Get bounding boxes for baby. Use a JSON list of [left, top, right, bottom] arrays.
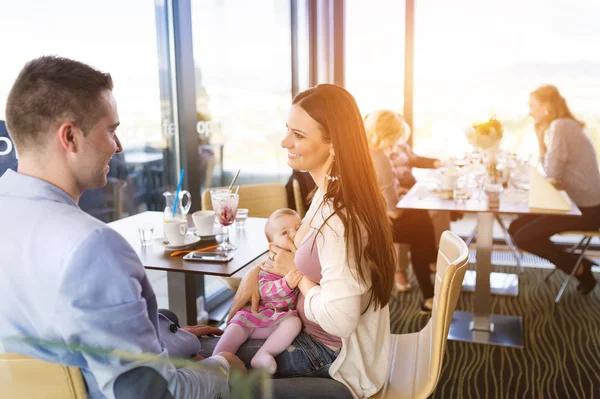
[[212, 208, 303, 374]]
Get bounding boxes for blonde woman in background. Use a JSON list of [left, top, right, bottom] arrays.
[[384, 113, 451, 247], [364, 110, 440, 312]]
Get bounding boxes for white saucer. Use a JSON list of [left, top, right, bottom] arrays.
[[158, 235, 201, 251], [191, 226, 223, 240]]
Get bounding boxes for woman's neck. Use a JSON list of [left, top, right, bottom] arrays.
[[309, 155, 334, 192], [309, 169, 328, 193]]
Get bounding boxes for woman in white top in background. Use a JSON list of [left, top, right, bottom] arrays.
[[225, 84, 396, 399], [509, 85, 600, 295]]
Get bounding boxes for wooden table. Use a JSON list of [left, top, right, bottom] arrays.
[[397, 184, 581, 348], [109, 211, 268, 325]]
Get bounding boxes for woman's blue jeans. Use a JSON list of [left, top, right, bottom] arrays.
[[200, 332, 353, 399]]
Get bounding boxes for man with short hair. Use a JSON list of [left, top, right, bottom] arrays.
[[0, 56, 245, 398]]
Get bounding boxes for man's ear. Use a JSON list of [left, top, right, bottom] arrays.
[[57, 122, 79, 152]]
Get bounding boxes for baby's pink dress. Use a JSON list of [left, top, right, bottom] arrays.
[[228, 270, 298, 328]]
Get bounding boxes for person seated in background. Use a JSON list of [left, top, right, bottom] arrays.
[[384, 112, 452, 248], [509, 85, 600, 295], [0, 55, 245, 398], [387, 118, 442, 193], [213, 208, 303, 375], [364, 110, 438, 312], [0, 120, 18, 176], [285, 169, 316, 213]]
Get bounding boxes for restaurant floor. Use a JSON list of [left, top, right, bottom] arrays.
[[392, 262, 600, 398]]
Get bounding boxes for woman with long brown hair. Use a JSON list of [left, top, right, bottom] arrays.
[[221, 84, 396, 398], [509, 85, 600, 294]]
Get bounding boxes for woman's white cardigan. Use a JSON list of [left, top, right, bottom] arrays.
[[302, 189, 390, 399]]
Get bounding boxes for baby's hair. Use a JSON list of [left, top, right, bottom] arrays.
[[265, 208, 300, 241]]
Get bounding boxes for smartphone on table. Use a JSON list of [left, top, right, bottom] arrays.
[[183, 251, 233, 262]]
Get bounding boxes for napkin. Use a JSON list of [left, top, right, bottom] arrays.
[[528, 168, 572, 211]]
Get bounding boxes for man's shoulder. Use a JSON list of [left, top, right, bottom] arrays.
[[45, 203, 118, 242], [30, 203, 132, 261], [64, 212, 134, 258]]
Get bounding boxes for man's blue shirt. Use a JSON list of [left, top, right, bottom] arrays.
[[0, 170, 229, 398]]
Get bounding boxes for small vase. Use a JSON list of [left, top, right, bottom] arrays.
[[484, 146, 500, 184]]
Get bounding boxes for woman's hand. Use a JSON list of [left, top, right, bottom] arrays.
[[261, 238, 298, 277], [548, 178, 564, 190], [534, 123, 545, 142], [182, 325, 223, 337], [227, 266, 261, 322], [388, 209, 404, 220], [534, 124, 547, 161], [397, 186, 410, 196]]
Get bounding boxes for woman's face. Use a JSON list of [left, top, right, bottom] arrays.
[[281, 104, 333, 174], [528, 95, 547, 123]]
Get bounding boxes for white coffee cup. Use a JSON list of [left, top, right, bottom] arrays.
[[441, 174, 459, 191], [164, 220, 188, 246], [192, 210, 216, 236]]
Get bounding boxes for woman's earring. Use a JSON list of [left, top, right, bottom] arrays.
[[325, 155, 339, 181]]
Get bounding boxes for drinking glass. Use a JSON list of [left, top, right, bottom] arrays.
[[453, 178, 469, 203], [211, 192, 239, 251], [235, 208, 249, 229], [137, 224, 154, 246]]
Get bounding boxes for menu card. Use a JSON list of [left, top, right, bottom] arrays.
[[528, 168, 572, 211]]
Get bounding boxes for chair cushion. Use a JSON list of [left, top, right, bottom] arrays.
[[0, 353, 87, 398], [371, 332, 419, 399]]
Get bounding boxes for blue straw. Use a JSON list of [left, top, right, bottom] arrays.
[[172, 169, 185, 219]]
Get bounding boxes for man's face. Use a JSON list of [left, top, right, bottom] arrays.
[[75, 90, 122, 191]]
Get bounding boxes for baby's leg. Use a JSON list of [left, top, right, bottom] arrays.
[[248, 326, 275, 339], [212, 323, 253, 356], [251, 316, 303, 374]]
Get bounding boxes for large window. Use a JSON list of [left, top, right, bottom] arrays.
[[191, 0, 293, 187], [345, 0, 405, 117], [413, 0, 600, 159], [0, 0, 170, 221]]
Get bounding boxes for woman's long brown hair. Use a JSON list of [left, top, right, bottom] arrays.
[[531, 85, 584, 134], [293, 84, 395, 309]]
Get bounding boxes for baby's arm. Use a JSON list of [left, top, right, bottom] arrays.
[[284, 269, 303, 289], [258, 271, 301, 301]]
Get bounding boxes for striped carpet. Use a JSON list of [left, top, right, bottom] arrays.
[[389, 264, 600, 398]]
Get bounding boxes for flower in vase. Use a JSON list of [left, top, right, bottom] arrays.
[[466, 117, 503, 150]]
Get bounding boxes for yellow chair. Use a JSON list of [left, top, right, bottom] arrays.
[[201, 183, 288, 218], [0, 353, 87, 398], [373, 231, 469, 399]]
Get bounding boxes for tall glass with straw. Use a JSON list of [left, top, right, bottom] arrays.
[[210, 169, 241, 251], [211, 191, 239, 251]]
